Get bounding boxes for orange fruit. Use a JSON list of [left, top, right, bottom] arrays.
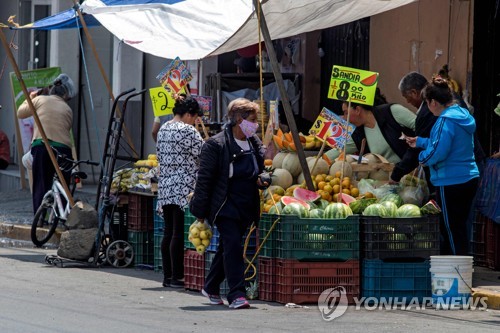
[[333, 184, 341, 194], [341, 179, 351, 188], [342, 188, 351, 195], [335, 171, 341, 178], [315, 174, 325, 183], [264, 159, 273, 166], [331, 178, 341, 186], [333, 193, 339, 202], [364, 192, 375, 199], [323, 184, 333, 194], [351, 188, 359, 197], [325, 175, 334, 182], [317, 181, 326, 190], [320, 190, 330, 201]]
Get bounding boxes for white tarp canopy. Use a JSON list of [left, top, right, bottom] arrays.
[[81, 0, 416, 60]]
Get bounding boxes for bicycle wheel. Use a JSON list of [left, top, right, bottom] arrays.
[[31, 198, 59, 247]]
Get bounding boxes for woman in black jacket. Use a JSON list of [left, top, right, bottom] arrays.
[[189, 98, 268, 309]]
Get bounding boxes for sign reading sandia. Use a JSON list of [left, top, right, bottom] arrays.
[[327, 65, 379, 106]]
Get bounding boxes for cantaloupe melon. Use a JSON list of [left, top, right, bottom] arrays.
[[364, 153, 389, 180], [329, 160, 353, 178], [271, 168, 293, 189], [272, 152, 289, 169], [282, 153, 302, 177]]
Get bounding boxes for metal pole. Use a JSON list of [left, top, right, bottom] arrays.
[[252, 0, 314, 190]]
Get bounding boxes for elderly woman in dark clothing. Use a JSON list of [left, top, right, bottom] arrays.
[[189, 98, 268, 309]]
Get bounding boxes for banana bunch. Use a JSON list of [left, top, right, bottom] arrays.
[[134, 154, 158, 168]]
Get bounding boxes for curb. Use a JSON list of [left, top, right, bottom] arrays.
[[472, 288, 500, 310], [0, 223, 61, 246]]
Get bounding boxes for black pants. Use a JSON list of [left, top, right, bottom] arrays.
[[204, 216, 249, 303], [437, 177, 479, 255], [0, 158, 8, 170], [161, 204, 184, 281], [31, 145, 72, 214]]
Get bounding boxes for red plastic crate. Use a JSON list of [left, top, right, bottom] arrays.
[[485, 214, 500, 270], [184, 250, 205, 291], [471, 210, 488, 266], [127, 193, 154, 231], [258, 256, 276, 302], [275, 259, 360, 304]]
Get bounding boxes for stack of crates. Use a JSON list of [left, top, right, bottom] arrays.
[[183, 209, 205, 291], [472, 210, 500, 270], [360, 215, 440, 303], [127, 192, 154, 267], [183, 208, 259, 296], [153, 198, 164, 273], [258, 213, 360, 304]]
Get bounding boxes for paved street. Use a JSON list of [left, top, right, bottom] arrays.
[[1, 246, 499, 333]]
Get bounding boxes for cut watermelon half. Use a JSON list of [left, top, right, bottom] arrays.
[[293, 187, 321, 202], [339, 193, 356, 205], [281, 196, 310, 210]]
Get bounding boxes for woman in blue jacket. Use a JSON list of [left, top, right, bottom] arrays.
[[407, 77, 479, 255]]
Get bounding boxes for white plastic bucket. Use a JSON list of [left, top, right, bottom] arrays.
[[429, 255, 474, 309]]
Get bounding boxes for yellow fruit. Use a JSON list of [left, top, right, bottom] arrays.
[[335, 171, 341, 178], [196, 244, 206, 255], [320, 191, 330, 201], [364, 192, 375, 199], [148, 154, 157, 160], [331, 178, 341, 186], [351, 188, 359, 197], [190, 227, 200, 238], [342, 188, 351, 195], [314, 174, 325, 183], [202, 239, 210, 247], [341, 179, 351, 188], [333, 185, 341, 194], [317, 181, 326, 190], [191, 237, 202, 247], [323, 184, 333, 194], [200, 230, 209, 240], [325, 175, 334, 182]]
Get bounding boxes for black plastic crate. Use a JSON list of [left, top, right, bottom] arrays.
[[110, 205, 128, 241], [360, 215, 440, 260]]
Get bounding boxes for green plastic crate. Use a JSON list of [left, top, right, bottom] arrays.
[[154, 234, 163, 273], [184, 208, 195, 250], [259, 213, 359, 261], [127, 230, 154, 266]]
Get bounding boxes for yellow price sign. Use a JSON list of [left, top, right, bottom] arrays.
[[327, 65, 379, 106], [309, 107, 354, 149], [149, 86, 174, 117]]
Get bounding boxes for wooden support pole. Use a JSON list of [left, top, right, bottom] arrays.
[[252, 0, 314, 191], [0, 28, 74, 206], [71, 0, 139, 159]]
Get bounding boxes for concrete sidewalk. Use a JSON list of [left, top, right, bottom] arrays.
[[1, 188, 499, 310]]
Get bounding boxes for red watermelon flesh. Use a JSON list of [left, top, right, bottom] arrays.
[[339, 193, 356, 205], [360, 73, 378, 86], [293, 187, 321, 202], [281, 196, 311, 210]]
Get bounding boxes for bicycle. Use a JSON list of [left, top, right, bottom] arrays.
[[31, 149, 99, 247]]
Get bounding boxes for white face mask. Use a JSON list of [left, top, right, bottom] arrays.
[[239, 119, 259, 138]]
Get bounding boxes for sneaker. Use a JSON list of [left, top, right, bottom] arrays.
[[162, 278, 170, 288], [170, 279, 184, 288], [229, 297, 250, 309], [201, 289, 224, 305]]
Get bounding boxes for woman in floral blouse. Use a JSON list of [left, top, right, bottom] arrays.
[[156, 94, 203, 288]]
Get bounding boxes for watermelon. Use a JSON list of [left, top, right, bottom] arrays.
[[420, 200, 442, 215], [349, 198, 377, 214], [339, 193, 356, 205], [309, 209, 325, 219], [268, 202, 283, 214], [379, 193, 404, 208], [281, 202, 309, 218], [293, 187, 321, 203], [362, 204, 389, 217], [360, 73, 379, 86], [324, 203, 353, 219], [281, 196, 310, 210], [315, 199, 330, 210], [396, 204, 422, 218], [380, 201, 398, 217]]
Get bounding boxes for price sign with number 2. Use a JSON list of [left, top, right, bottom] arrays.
[[309, 107, 355, 149]]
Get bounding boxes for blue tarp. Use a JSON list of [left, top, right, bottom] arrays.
[[15, 0, 182, 30]]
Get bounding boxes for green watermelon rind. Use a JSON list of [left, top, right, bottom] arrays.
[[324, 203, 353, 219], [396, 204, 422, 218], [362, 203, 389, 217], [379, 193, 404, 208], [281, 202, 310, 218]]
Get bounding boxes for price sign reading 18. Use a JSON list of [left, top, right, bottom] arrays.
[[327, 65, 379, 106]]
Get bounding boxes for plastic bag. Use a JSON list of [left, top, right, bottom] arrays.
[[398, 166, 429, 206], [357, 178, 398, 199], [188, 219, 213, 254]]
